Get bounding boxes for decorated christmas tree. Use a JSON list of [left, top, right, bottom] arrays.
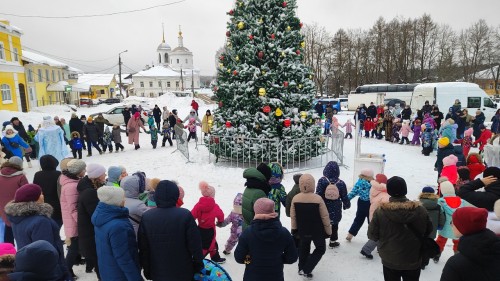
[[210, 0, 323, 162]]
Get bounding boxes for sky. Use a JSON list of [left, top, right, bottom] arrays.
[[2, 0, 499, 76]]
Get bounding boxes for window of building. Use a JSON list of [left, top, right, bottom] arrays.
[[140, 82, 144, 87], [27, 69, 33, 82], [1, 84, 12, 101], [489, 84, 494, 90], [45, 69, 49, 82], [167, 81, 171, 87], [29, 87, 35, 101], [177, 59, 179, 64], [58, 71, 61, 81], [38, 69, 43, 82], [0, 43, 4, 60], [497, 84, 500, 90], [149, 81, 153, 87], [170, 59, 172, 64], [52, 70, 55, 81], [176, 81, 179, 87], [158, 81, 162, 87], [185, 59, 188, 64], [12, 48, 18, 62]]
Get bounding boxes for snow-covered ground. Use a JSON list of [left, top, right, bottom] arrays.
[[0, 98, 461, 281]]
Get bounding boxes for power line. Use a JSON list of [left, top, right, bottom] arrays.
[[0, 0, 187, 19], [23, 46, 116, 63]]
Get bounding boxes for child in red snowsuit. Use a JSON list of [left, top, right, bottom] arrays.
[[364, 118, 375, 138], [474, 124, 492, 153], [460, 128, 474, 157], [191, 181, 226, 263]]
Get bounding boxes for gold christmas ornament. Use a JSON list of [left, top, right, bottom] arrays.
[[237, 22, 245, 30], [286, 26, 291, 31], [227, 69, 231, 73], [309, 75, 313, 80], [300, 111, 307, 118], [281, 51, 286, 57], [219, 63, 224, 68], [300, 41, 305, 48], [235, 55, 240, 61], [275, 108, 283, 117], [259, 18, 264, 24], [261, 70, 267, 75], [258, 88, 266, 96], [298, 84, 303, 89]]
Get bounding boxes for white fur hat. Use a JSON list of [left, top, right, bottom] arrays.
[[97, 186, 124, 207], [440, 181, 455, 196]]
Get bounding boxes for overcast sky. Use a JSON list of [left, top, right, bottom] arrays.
[[2, 0, 499, 76]]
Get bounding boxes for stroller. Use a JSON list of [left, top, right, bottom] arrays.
[[193, 259, 232, 281]]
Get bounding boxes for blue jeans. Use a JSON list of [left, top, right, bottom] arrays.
[[348, 199, 371, 236]]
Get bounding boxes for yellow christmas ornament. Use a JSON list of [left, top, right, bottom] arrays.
[[239, 1, 243, 6], [300, 41, 305, 48], [300, 111, 307, 118], [281, 51, 286, 57], [259, 18, 263, 24], [298, 84, 303, 89], [261, 70, 267, 75], [309, 75, 313, 80], [258, 88, 266, 96], [219, 63, 224, 68], [235, 55, 240, 62], [237, 22, 245, 30], [275, 108, 283, 117], [286, 26, 291, 31], [227, 69, 231, 74]]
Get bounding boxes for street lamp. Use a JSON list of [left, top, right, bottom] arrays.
[[119, 50, 128, 98]]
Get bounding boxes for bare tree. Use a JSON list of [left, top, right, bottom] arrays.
[[302, 23, 332, 95]]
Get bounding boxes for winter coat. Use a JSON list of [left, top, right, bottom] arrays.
[[267, 164, 287, 215], [348, 177, 372, 201], [466, 153, 485, 180], [33, 155, 62, 222], [457, 179, 500, 211], [285, 174, 302, 217], [475, 129, 493, 151], [432, 111, 444, 129], [400, 124, 412, 137], [316, 161, 350, 224], [183, 113, 201, 123], [439, 122, 457, 144], [147, 128, 160, 142], [123, 182, 150, 236], [412, 123, 422, 142], [191, 197, 224, 230], [153, 107, 162, 122], [291, 177, 331, 237], [92, 202, 143, 281], [487, 212, 500, 236], [342, 121, 354, 133], [69, 117, 84, 136], [441, 165, 458, 185], [242, 168, 269, 228], [435, 144, 455, 176], [473, 112, 486, 138], [440, 229, 500, 281], [69, 137, 83, 150], [219, 210, 243, 244], [369, 180, 390, 221], [138, 180, 203, 281], [401, 108, 412, 120], [127, 117, 145, 145], [4, 202, 69, 279], [367, 105, 377, 119], [35, 125, 69, 164], [83, 122, 100, 142], [491, 114, 500, 134], [314, 103, 324, 115], [162, 107, 170, 121], [11, 122, 29, 142], [93, 116, 109, 135], [59, 174, 80, 238], [437, 195, 471, 239], [368, 197, 433, 271], [201, 114, 213, 134], [419, 193, 445, 238], [0, 165, 28, 226], [234, 218, 298, 281], [77, 176, 99, 258], [1, 134, 29, 158], [102, 130, 112, 146], [112, 127, 124, 143], [363, 120, 375, 131]]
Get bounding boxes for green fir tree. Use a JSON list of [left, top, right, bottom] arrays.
[[210, 0, 323, 162]]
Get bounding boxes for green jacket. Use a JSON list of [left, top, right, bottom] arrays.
[[285, 174, 303, 217], [242, 168, 268, 229], [419, 193, 445, 239]]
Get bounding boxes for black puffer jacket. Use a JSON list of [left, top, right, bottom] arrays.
[[440, 229, 500, 281], [457, 179, 500, 211], [83, 122, 100, 142], [368, 197, 432, 271], [77, 176, 99, 258], [33, 155, 62, 222], [69, 117, 84, 135]]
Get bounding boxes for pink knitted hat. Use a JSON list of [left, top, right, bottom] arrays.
[[443, 154, 458, 167], [0, 243, 16, 256], [253, 198, 275, 215], [199, 181, 215, 198]]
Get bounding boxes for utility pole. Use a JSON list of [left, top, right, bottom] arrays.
[[180, 67, 184, 91], [191, 69, 194, 96], [118, 50, 128, 98]]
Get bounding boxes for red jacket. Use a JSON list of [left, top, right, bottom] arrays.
[[364, 120, 375, 131], [474, 129, 493, 151], [466, 154, 486, 180], [191, 100, 199, 111], [191, 197, 224, 229]]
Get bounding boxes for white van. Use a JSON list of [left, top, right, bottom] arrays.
[[410, 82, 498, 121]]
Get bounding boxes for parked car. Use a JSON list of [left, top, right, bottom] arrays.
[[98, 98, 122, 105], [79, 98, 93, 106], [90, 106, 127, 125], [313, 98, 342, 114]]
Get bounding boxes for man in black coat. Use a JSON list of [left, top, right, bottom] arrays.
[[457, 167, 500, 211], [10, 117, 29, 142], [368, 177, 432, 281], [314, 101, 324, 116], [401, 105, 412, 120], [82, 118, 102, 156], [432, 107, 444, 130], [138, 180, 203, 281], [168, 109, 179, 139], [366, 102, 377, 119], [152, 105, 162, 130], [33, 155, 62, 227], [421, 101, 432, 115], [440, 207, 500, 281]]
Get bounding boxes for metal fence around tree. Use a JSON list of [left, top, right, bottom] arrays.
[[205, 128, 344, 173]]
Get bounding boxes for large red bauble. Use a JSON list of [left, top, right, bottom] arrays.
[[283, 81, 289, 87], [270, 34, 275, 40], [296, 50, 301, 55], [233, 70, 238, 76], [225, 121, 232, 128], [226, 31, 230, 37], [282, 1, 287, 7], [284, 119, 291, 127], [263, 105, 271, 113], [258, 51, 264, 59], [218, 101, 223, 107], [228, 9, 234, 15]]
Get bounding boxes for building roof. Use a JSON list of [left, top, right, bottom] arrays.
[[172, 46, 191, 53], [133, 65, 182, 78], [157, 42, 171, 51], [77, 74, 115, 86], [475, 66, 499, 80], [117, 73, 133, 85], [22, 49, 83, 73], [0, 19, 23, 35]]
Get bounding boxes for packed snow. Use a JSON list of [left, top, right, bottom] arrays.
[[0, 95, 459, 281]]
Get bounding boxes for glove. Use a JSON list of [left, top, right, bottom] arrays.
[[216, 222, 223, 228]]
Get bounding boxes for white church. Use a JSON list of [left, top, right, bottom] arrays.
[[132, 27, 201, 97]]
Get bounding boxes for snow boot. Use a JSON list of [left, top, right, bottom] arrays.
[[329, 240, 340, 248], [360, 250, 373, 259], [135, 145, 140, 150]]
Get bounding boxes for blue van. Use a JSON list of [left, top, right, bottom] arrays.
[[312, 98, 342, 114]]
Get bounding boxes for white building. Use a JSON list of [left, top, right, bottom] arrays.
[[132, 27, 200, 97]]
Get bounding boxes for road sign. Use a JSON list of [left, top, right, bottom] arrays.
[[65, 85, 72, 92]]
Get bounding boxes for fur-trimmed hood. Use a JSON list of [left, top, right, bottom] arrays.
[[0, 254, 15, 273], [467, 152, 483, 164], [379, 198, 423, 224], [418, 192, 439, 200], [4, 202, 53, 221]]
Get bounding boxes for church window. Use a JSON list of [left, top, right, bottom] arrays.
[[177, 59, 179, 64], [167, 81, 171, 87], [140, 82, 144, 87], [158, 81, 162, 87], [165, 54, 168, 63], [176, 81, 179, 87], [149, 81, 153, 87], [159, 54, 161, 63]]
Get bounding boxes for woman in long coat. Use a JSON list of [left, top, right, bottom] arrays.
[[201, 110, 214, 137], [127, 112, 146, 150], [383, 108, 394, 141]]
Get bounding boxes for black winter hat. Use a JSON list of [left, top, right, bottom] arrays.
[[457, 167, 470, 180], [257, 163, 272, 182], [386, 176, 407, 197], [484, 167, 500, 179]]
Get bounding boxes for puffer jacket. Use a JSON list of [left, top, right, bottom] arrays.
[[1, 133, 29, 158], [33, 155, 62, 222], [316, 161, 350, 224], [267, 163, 286, 216], [368, 197, 432, 271], [59, 173, 80, 238], [285, 174, 302, 217], [419, 192, 445, 238], [437, 195, 471, 239], [0, 164, 28, 226], [122, 177, 150, 236], [348, 176, 372, 201], [368, 180, 390, 221], [242, 168, 269, 228], [291, 176, 331, 237], [111, 126, 123, 143], [83, 122, 100, 142], [466, 153, 485, 180], [457, 179, 500, 211], [191, 197, 224, 229]]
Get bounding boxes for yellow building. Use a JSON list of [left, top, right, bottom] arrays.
[[22, 50, 82, 107], [77, 74, 117, 99], [474, 66, 500, 96], [0, 19, 28, 112]]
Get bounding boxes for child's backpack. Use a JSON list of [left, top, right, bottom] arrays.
[[193, 259, 232, 281], [322, 177, 340, 200]]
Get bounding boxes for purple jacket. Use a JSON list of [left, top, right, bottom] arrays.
[[343, 121, 354, 133], [220, 211, 243, 241]]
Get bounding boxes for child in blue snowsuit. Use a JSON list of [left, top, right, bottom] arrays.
[[69, 131, 83, 159], [316, 161, 351, 248], [102, 126, 113, 153], [147, 125, 160, 149], [267, 163, 287, 216], [324, 118, 331, 135], [346, 169, 373, 242], [421, 123, 435, 156]]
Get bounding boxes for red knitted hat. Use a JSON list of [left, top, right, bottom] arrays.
[[375, 174, 387, 184], [452, 207, 488, 235], [14, 184, 42, 203]]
